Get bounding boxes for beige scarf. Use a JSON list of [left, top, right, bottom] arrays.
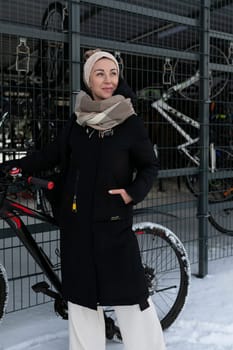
[[75, 91, 135, 132]]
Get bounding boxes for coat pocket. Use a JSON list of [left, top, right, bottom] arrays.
[[94, 191, 133, 222]]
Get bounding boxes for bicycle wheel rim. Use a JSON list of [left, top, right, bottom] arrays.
[[134, 222, 190, 329], [208, 209, 233, 236], [173, 43, 229, 101], [0, 263, 9, 322], [186, 148, 233, 203], [40, 2, 66, 88], [38, 188, 53, 216]]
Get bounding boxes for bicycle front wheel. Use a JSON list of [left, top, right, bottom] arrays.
[[0, 263, 8, 322], [133, 222, 190, 330]]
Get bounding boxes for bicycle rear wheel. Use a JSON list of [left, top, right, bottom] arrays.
[[208, 204, 233, 236], [133, 222, 190, 330], [0, 263, 8, 322], [37, 188, 53, 216], [173, 43, 229, 101], [186, 147, 233, 203], [37, 2, 68, 88], [186, 147, 233, 234]]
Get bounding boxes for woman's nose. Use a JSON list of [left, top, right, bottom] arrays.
[[103, 74, 111, 82]]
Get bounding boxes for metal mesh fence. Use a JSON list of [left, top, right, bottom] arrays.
[[0, 0, 69, 312], [79, 0, 202, 273], [0, 226, 60, 312], [0, 0, 70, 159], [207, 0, 233, 261], [0, 0, 233, 313]]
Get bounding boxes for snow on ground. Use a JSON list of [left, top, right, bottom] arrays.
[[0, 256, 233, 350]]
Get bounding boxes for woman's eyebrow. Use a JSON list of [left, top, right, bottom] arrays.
[[94, 68, 118, 72]]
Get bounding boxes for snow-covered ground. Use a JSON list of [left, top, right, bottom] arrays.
[[0, 256, 233, 350]]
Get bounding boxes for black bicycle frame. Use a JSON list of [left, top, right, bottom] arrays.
[[0, 197, 62, 295]]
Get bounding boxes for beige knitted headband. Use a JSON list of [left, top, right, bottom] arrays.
[[83, 51, 119, 88]]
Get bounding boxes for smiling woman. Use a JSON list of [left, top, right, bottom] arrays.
[[89, 59, 119, 101], [68, 49, 166, 350], [0, 49, 165, 350], [83, 50, 120, 101]]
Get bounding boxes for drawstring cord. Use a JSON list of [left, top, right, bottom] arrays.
[[72, 170, 79, 213]]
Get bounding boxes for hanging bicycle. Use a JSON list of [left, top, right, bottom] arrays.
[[137, 44, 233, 235]]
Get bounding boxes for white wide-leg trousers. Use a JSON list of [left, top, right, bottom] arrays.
[[68, 299, 166, 350]]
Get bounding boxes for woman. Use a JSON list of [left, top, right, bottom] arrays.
[[1, 49, 166, 350]]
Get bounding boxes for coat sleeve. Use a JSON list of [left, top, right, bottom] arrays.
[[14, 138, 61, 173], [0, 115, 75, 175], [125, 115, 159, 204]]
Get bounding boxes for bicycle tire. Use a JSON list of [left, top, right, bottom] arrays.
[[133, 222, 190, 330], [37, 188, 53, 216], [173, 43, 229, 101], [208, 206, 233, 236], [186, 147, 233, 203], [0, 263, 9, 322], [38, 1, 68, 88]]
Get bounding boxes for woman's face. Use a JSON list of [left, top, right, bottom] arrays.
[[89, 58, 119, 101]]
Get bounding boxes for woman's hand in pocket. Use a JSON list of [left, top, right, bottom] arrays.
[[108, 188, 133, 205]]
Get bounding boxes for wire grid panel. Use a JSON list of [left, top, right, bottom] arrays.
[[0, 222, 61, 312], [206, 0, 233, 253], [0, 0, 70, 158], [80, 0, 233, 262], [1, 0, 233, 313], [0, 0, 70, 313], [80, 0, 201, 266]]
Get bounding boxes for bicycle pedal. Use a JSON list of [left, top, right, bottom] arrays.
[[32, 282, 58, 299], [32, 281, 49, 293]]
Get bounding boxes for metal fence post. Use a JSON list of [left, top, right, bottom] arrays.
[[69, 0, 81, 111], [198, 0, 210, 277]]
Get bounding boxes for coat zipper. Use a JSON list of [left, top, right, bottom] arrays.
[[72, 170, 79, 213]]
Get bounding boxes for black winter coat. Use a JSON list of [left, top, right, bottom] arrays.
[[4, 110, 158, 310]]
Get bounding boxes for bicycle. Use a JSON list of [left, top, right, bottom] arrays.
[[33, 1, 69, 89], [137, 54, 233, 236], [0, 1, 70, 155], [0, 168, 190, 340], [0, 86, 68, 161], [34, 1, 122, 88], [1, 2, 69, 89]]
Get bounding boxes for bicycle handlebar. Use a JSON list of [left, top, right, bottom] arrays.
[[0, 167, 55, 193], [28, 176, 54, 190]]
